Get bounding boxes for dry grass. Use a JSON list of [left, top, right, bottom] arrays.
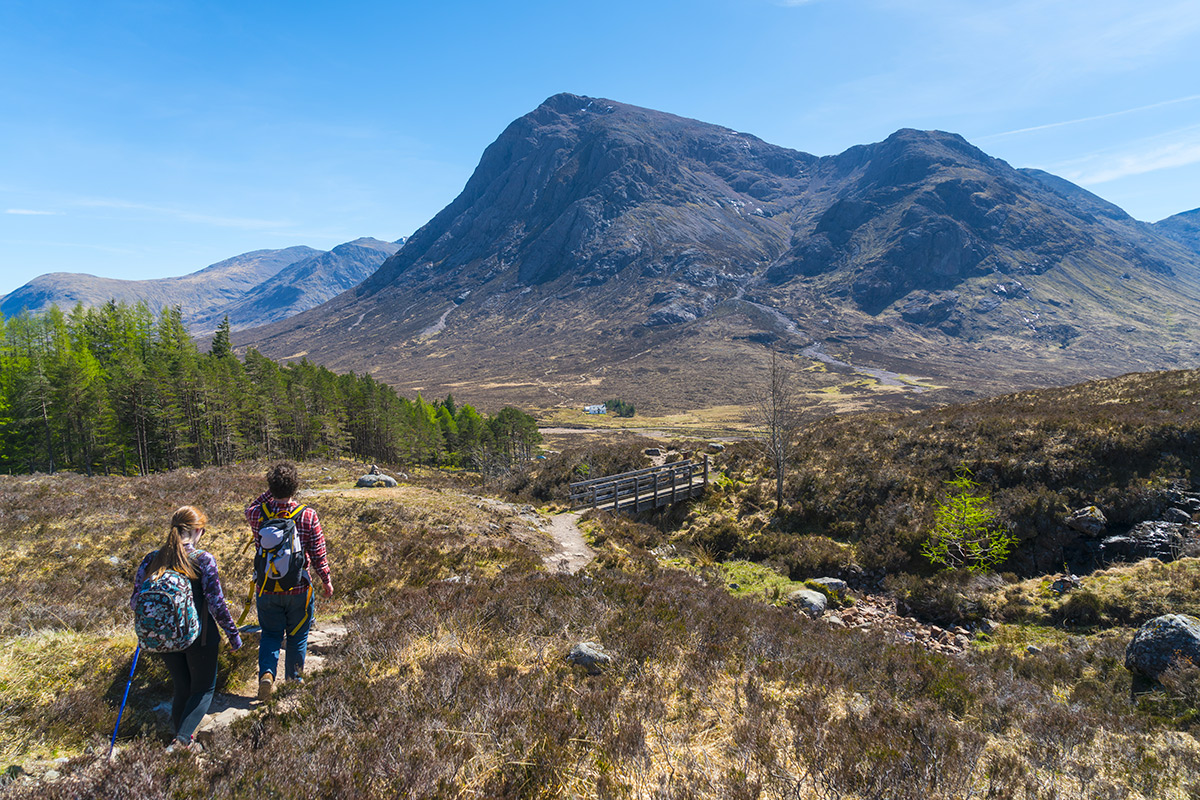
[[990, 557, 1200, 628], [6, 441, 1200, 797]]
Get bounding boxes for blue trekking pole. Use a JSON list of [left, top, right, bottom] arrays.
[[108, 645, 141, 760]]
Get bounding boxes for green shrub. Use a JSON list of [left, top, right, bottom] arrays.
[[922, 467, 1017, 573]]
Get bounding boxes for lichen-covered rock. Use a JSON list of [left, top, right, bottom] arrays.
[[788, 589, 828, 618], [1125, 614, 1200, 679], [356, 473, 398, 488], [567, 641, 612, 675], [1065, 506, 1107, 536], [808, 577, 848, 595]]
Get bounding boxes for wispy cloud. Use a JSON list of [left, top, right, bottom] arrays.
[[74, 197, 290, 230], [980, 94, 1200, 140], [0, 238, 139, 256], [1052, 126, 1200, 185], [5, 208, 60, 215]]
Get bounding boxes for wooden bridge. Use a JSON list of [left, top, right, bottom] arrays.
[[569, 456, 709, 514]]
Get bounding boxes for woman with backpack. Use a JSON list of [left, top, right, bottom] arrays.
[[130, 506, 243, 752]]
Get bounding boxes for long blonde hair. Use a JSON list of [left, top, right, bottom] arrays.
[[146, 506, 206, 580]]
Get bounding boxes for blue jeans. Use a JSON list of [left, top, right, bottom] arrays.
[[157, 614, 219, 744], [257, 591, 314, 680]]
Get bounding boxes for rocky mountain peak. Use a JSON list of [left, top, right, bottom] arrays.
[[242, 95, 1200, 413]]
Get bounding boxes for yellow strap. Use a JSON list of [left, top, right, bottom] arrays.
[[236, 585, 254, 626], [261, 502, 306, 523], [288, 584, 314, 636]]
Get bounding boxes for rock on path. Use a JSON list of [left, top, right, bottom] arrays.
[[194, 621, 346, 745]]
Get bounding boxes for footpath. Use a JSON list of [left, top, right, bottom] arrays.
[[195, 507, 591, 743], [191, 621, 347, 746]]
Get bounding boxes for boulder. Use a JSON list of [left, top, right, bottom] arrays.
[[706, 443, 726, 453], [567, 642, 613, 675], [1065, 506, 1107, 536], [1163, 507, 1192, 524], [1100, 521, 1188, 563], [808, 577, 848, 595], [788, 589, 828, 618], [644, 448, 662, 457], [356, 473, 398, 488], [1125, 614, 1200, 680]]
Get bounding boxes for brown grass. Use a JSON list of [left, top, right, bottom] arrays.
[[7, 393, 1200, 796]]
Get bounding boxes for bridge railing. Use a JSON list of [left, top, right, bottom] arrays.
[[568, 455, 708, 513]]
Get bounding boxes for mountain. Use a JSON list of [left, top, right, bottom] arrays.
[[189, 237, 402, 334], [1, 246, 316, 322], [228, 94, 1200, 413], [1, 238, 400, 334], [1155, 207, 1200, 254]]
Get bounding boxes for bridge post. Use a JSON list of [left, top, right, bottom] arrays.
[[703, 454, 709, 490]]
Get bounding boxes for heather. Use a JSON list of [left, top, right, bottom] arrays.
[[6, 372, 1200, 797]]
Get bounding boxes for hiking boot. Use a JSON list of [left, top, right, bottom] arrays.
[[257, 672, 275, 701], [166, 738, 202, 755]]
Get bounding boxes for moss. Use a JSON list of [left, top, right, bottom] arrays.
[[717, 560, 808, 605]]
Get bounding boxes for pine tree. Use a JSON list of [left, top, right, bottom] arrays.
[[210, 316, 233, 359]]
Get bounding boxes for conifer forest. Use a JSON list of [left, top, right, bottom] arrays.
[[0, 302, 541, 476]]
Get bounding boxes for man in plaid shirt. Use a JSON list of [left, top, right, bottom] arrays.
[[245, 462, 333, 700]]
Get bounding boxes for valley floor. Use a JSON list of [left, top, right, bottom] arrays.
[[2, 459, 1199, 799]]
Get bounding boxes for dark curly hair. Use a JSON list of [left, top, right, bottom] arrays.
[[266, 463, 300, 499]]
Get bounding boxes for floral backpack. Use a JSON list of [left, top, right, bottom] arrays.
[[133, 562, 202, 653]]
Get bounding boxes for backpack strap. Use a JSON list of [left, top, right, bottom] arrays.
[[186, 550, 209, 646], [261, 502, 307, 523]]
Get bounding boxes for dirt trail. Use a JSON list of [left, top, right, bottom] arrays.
[[193, 621, 346, 745], [189, 490, 593, 744], [543, 512, 594, 574], [194, 504, 593, 742]]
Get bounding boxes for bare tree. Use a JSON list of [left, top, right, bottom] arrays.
[[754, 350, 800, 511]]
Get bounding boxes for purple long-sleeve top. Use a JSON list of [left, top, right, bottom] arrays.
[[132, 543, 243, 650]]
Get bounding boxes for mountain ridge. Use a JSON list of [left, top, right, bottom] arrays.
[[229, 94, 1200, 414], [1, 237, 401, 334]]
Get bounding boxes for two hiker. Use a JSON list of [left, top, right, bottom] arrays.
[[130, 462, 332, 750]]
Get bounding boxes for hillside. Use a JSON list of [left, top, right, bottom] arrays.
[[1157, 207, 1200, 254], [5, 437, 1200, 797], [189, 237, 401, 333], [237, 94, 1200, 415], [0, 237, 399, 335]]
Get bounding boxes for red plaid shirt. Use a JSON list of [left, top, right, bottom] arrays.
[[245, 491, 331, 595]]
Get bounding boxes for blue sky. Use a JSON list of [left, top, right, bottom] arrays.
[[3, 0, 1200, 296]]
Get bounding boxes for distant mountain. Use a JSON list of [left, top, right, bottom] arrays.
[[220, 94, 1200, 412], [1155, 208, 1200, 254], [1, 246, 316, 322], [1, 238, 401, 334], [190, 237, 402, 334]]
